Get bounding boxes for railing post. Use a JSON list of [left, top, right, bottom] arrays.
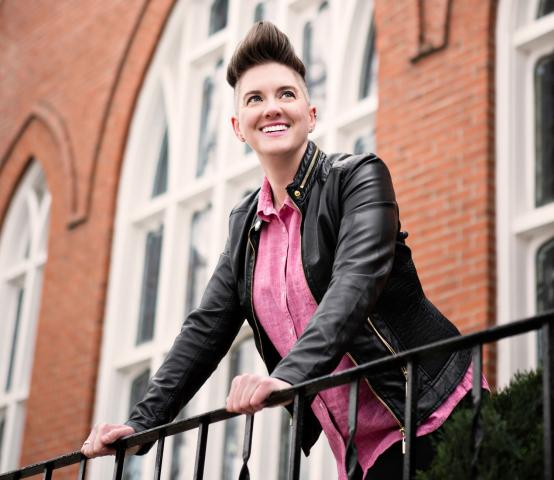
[[238, 414, 254, 480], [111, 447, 126, 480], [193, 420, 209, 480], [470, 345, 484, 479], [287, 393, 305, 480], [542, 320, 554, 480], [153, 431, 166, 480], [77, 457, 87, 480], [346, 379, 360, 480], [403, 359, 418, 480], [41, 464, 52, 480]]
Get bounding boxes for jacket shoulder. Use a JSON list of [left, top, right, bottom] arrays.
[[229, 188, 260, 218]]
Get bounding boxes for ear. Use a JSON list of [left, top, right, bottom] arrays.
[[308, 105, 317, 133], [231, 116, 245, 142]]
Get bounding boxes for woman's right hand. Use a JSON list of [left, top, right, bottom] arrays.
[[81, 423, 136, 458]]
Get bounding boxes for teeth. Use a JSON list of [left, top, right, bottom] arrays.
[[263, 125, 288, 133]]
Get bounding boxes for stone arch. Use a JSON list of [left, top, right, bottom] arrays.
[[0, 101, 76, 229]]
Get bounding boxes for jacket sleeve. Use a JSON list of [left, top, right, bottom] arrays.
[[126, 237, 243, 448], [270, 155, 399, 385]]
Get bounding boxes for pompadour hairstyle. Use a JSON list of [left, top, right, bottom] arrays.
[[226, 21, 306, 88]]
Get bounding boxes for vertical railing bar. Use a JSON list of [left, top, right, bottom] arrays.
[[77, 457, 87, 480], [287, 392, 306, 480], [153, 430, 166, 480], [470, 344, 484, 479], [42, 464, 52, 480], [111, 446, 126, 480], [403, 359, 418, 480], [346, 379, 360, 480], [238, 414, 255, 480], [193, 420, 209, 480], [542, 320, 553, 480]]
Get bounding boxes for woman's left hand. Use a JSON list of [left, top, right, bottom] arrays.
[[226, 374, 291, 414]]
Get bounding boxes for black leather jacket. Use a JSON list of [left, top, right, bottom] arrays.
[[127, 141, 471, 454]]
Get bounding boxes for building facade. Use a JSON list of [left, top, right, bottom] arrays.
[[0, 0, 552, 478]]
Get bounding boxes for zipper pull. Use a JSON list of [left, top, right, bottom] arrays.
[[400, 428, 406, 454]]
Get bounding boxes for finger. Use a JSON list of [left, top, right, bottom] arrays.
[[101, 425, 135, 446], [226, 375, 244, 412], [238, 375, 260, 414], [226, 377, 237, 411]]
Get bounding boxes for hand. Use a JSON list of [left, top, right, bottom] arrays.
[[81, 423, 136, 458], [226, 374, 291, 414]]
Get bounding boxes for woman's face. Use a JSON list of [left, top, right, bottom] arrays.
[[231, 62, 316, 164]]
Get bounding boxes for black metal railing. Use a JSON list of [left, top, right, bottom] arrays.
[[1, 311, 552, 480]]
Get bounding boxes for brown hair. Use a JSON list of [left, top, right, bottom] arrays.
[[226, 21, 306, 88]]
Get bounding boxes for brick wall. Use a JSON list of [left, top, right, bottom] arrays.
[[375, 0, 497, 376]]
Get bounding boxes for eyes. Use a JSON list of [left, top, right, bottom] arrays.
[[245, 89, 296, 105]]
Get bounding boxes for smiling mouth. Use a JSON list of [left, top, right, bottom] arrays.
[[261, 124, 289, 133]]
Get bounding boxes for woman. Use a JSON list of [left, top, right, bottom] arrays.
[[82, 21, 484, 479]]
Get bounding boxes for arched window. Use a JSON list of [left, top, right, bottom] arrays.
[[496, 0, 554, 385], [0, 162, 50, 471]]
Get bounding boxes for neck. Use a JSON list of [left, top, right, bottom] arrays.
[[258, 142, 308, 210]]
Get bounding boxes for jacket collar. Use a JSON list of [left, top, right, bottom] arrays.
[[285, 141, 321, 207], [249, 141, 322, 232]]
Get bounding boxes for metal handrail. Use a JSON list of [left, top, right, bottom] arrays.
[[1, 311, 552, 480]]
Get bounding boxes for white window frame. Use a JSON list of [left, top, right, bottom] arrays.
[[0, 162, 50, 471], [91, 1, 377, 478], [496, 0, 554, 387]]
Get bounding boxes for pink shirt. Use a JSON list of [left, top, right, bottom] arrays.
[[253, 177, 487, 479]]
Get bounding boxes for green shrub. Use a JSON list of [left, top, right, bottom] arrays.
[[416, 369, 544, 480]]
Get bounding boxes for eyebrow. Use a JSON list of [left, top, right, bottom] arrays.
[[241, 85, 299, 102]]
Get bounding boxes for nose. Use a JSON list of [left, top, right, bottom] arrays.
[[263, 98, 282, 118]]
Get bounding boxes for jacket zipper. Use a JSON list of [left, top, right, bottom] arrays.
[[366, 317, 410, 453], [346, 352, 407, 454], [285, 147, 409, 451], [247, 223, 265, 364], [299, 147, 319, 190], [366, 317, 408, 380]]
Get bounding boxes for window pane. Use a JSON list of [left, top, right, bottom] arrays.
[[0, 410, 5, 467], [253, 2, 265, 21], [537, 0, 554, 17], [151, 127, 169, 197], [303, 2, 329, 118], [185, 206, 212, 315], [123, 369, 151, 480], [222, 338, 255, 480], [535, 53, 554, 207], [169, 407, 187, 480], [537, 238, 554, 314], [136, 226, 164, 345], [209, 0, 228, 35], [353, 130, 375, 155], [359, 17, 376, 99], [5, 288, 25, 392], [196, 60, 223, 177]]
